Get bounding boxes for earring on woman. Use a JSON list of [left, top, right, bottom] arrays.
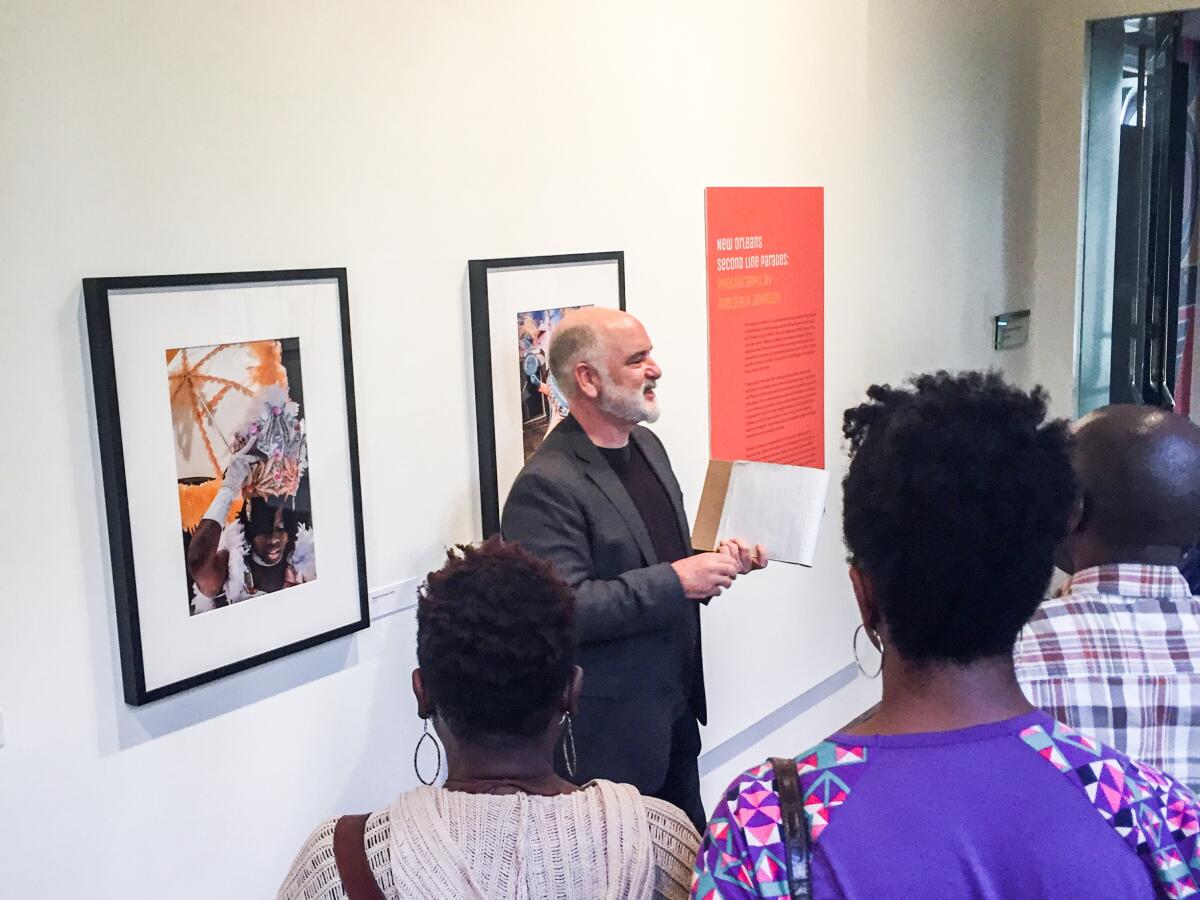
[[414, 716, 442, 785], [559, 711, 577, 778], [853, 623, 884, 679]]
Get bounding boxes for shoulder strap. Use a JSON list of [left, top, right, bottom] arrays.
[[332, 814, 387, 900], [770, 757, 812, 899]]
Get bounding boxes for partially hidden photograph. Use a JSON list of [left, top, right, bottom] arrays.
[[517, 305, 590, 460]]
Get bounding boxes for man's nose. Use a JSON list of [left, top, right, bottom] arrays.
[[646, 357, 663, 380]]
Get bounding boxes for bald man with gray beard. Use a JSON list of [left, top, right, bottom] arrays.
[[502, 308, 766, 833], [1014, 405, 1200, 792]]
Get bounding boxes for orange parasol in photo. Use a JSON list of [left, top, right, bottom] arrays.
[[167, 340, 288, 531]]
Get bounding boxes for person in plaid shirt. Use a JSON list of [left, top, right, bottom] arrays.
[[1015, 404, 1200, 794]]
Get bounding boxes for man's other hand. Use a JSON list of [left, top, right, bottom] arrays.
[[719, 538, 768, 575], [671, 553, 740, 599]]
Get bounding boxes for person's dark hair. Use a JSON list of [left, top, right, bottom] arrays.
[[417, 537, 576, 744], [842, 370, 1075, 664], [239, 495, 301, 545]]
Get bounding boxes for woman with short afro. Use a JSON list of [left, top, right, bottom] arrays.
[[279, 537, 699, 899]]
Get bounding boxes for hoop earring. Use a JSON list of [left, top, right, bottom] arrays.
[[414, 717, 442, 786], [853, 624, 883, 679], [559, 711, 578, 779]]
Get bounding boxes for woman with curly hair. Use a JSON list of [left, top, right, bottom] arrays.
[[279, 537, 699, 900], [693, 371, 1200, 899]]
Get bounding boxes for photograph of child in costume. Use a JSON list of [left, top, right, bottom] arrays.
[[516, 305, 590, 461], [167, 337, 317, 616]]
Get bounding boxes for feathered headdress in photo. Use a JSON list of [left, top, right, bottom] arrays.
[[232, 385, 309, 501]]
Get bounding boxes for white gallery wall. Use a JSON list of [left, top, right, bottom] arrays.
[[1, 1, 1041, 896]]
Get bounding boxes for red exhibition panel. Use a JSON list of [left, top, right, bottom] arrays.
[[706, 187, 825, 468]]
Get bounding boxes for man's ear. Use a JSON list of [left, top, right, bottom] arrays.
[[1069, 493, 1088, 535], [848, 564, 881, 634], [412, 668, 433, 719], [562, 665, 583, 716], [575, 361, 601, 400], [1052, 494, 1088, 576]]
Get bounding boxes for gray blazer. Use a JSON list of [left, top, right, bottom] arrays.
[[501, 415, 704, 792]]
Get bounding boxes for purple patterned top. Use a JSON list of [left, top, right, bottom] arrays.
[[693, 710, 1200, 899]]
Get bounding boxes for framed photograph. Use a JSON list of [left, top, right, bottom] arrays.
[[84, 268, 369, 705], [468, 251, 625, 535]]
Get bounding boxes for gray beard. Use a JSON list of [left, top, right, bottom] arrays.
[[596, 383, 660, 424]]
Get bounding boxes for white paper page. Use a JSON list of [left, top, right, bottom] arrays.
[[716, 462, 830, 566]]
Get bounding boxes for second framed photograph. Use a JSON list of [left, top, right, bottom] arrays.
[[84, 268, 369, 705], [468, 251, 625, 535]]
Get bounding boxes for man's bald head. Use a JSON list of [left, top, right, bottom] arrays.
[[1072, 405, 1200, 550], [548, 308, 641, 398]]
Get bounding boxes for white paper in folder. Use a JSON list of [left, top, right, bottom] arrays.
[[693, 460, 830, 566]]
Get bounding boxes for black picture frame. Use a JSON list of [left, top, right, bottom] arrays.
[[468, 251, 626, 536], [83, 268, 369, 705]]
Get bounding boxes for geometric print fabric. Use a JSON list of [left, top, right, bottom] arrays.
[[692, 741, 868, 899], [1019, 720, 1200, 899], [694, 717, 1200, 898]]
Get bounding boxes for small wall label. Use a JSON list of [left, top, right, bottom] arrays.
[[994, 310, 1031, 350]]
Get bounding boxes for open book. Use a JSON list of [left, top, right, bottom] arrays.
[[691, 460, 830, 566]]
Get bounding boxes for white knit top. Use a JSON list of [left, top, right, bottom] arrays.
[[277, 780, 699, 900]]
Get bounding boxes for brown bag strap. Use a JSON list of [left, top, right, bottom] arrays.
[[770, 757, 812, 898], [333, 814, 387, 900]]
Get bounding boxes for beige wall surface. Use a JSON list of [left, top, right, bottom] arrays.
[[1, 2, 1047, 895], [865, 0, 1040, 391]]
